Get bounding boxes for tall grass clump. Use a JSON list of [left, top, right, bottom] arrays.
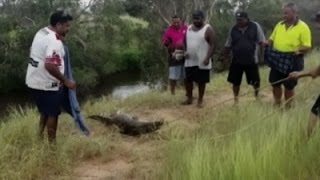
[[160, 99, 320, 180], [159, 51, 320, 180], [0, 107, 111, 180]]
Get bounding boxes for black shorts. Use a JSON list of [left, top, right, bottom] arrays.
[[227, 63, 260, 87], [311, 95, 320, 116], [269, 69, 298, 90], [30, 88, 63, 117], [269, 56, 304, 90], [185, 66, 210, 84]]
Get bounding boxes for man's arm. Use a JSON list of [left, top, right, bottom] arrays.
[[45, 40, 75, 89], [223, 29, 232, 64], [44, 64, 67, 83], [296, 46, 311, 55], [161, 27, 171, 48], [45, 61, 76, 89], [266, 39, 274, 47], [255, 22, 266, 46], [254, 22, 266, 63], [266, 23, 278, 47], [183, 32, 187, 51], [184, 32, 190, 59], [203, 26, 215, 65], [223, 47, 231, 58], [296, 25, 312, 55], [289, 65, 320, 79]]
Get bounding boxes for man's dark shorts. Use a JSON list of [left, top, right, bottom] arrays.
[[185, 66, 210, 84], [269, 56, 304, 90], [30, 88, 63, 117], [311, 95, 320, 116], [227, 63, 260, 87]]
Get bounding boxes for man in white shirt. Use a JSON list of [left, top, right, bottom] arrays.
[[26, 9, 75, 143], [183, 11, 215, 108]]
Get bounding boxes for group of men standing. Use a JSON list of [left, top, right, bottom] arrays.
[[24, 3, 320, 143], [162, 11, 215, 107], [162, 2, 320, 137], [162, 2, 312, 109]]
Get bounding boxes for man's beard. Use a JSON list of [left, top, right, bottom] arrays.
[[194, 22, 203, 28]]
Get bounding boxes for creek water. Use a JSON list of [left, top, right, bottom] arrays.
[[0, 71, 162, 118]]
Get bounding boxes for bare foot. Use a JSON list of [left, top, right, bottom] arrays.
[[273, 101, 281, 108], [234, 97, 239, 105], [197, 100, 204, 108], [181, 99, 193, 105]]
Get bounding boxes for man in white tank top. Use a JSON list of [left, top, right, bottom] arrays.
[[183, 11, 215, 108]]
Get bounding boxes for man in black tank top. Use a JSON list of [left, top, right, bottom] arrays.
[[224, 12, 265, 104]]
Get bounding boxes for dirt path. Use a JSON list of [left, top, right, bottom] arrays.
[[72, 90, 272, 180]]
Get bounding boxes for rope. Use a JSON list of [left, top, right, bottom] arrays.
[[208, 77, 291, 109], [164, 78, 314, 142], [208, 81, 311, 141]]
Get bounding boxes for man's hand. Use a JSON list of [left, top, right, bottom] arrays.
[[310, 70, 318, 79], [184, 52, 190, 59], [223, 57, 229, 66], [262, 40, 270, 47], [262, 39, 275, 48], [203, 58, 210, 66], [288, 71, 302, 80], [163, 38, 172, 47], [64, 79, 76, 89], [294, 50, 302, 56], [289, 68, 320, 80]]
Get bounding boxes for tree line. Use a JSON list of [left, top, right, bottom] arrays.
[[0, 0, 319, 94]]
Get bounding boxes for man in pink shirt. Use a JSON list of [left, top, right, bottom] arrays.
[[162, 15, 188, 95]]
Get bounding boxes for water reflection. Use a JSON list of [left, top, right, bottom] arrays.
[[111, 82, 150, 99]]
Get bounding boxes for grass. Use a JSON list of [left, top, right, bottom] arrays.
[[0, 107, 111, 180], [0, 51, 319, 179], [159, 103, 316, 180], [157, 51, 320, 180]]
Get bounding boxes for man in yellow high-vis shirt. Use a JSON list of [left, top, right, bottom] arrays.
[[267, 2, 311, 108]]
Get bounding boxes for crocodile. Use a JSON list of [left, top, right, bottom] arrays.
[[88, 112, 164, 136]]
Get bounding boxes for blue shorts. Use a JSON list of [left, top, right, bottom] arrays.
[[169, 65, 185, 80], [30, 88, 63, 117]]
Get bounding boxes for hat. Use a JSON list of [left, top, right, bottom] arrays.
[[193, 10, 205, 18], [235, 11, 249, 19]]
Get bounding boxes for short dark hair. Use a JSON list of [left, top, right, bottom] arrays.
[[172, 15, 180, 19], [316, 11, 320, 22], [192, 10, 205, 18], [50, 9, 73, 26]]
